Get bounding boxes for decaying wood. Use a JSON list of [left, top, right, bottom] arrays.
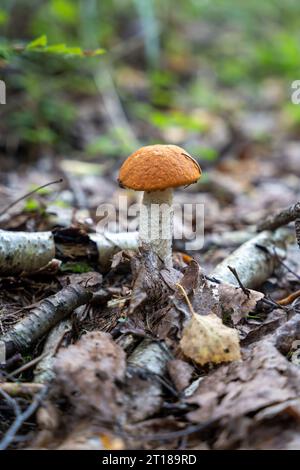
[[211, 228, 289, 288], [0, 229, 138, 275], [257, 201, 300, 232], [0, 285, 94, 359]]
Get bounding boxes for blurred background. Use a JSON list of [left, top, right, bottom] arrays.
[[0, 0, 300, 267]]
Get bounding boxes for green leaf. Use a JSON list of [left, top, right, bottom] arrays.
[[26, 35, 47, 50], [44, 44, 84, 57]]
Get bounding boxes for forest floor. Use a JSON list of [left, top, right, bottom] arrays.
[[1, 86, 300, 450]]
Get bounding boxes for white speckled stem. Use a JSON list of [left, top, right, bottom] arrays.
[[139, 189, 173, 267]]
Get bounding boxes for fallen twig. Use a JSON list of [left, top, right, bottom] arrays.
[[0, 386, 47, 450], [0, 179, 63, 218], [9, 352, 49, 378], [227, 265, 250, 298]]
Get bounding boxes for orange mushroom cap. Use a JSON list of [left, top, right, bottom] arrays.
[[118, 144, 201, 191]]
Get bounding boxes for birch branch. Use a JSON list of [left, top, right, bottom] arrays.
[[211, 228, 290, 288], [257, 202, 300, 232], [0, 230, 55, 275], [0, 285, 94, 359], [0, 229, 138, 275]]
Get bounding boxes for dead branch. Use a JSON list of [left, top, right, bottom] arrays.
[[211, 228, 289, 288], [0, 284, 94, 359], [257, 202, 300, 232]]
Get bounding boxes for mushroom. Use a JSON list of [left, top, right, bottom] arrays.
[[118, 144, 202, 267]]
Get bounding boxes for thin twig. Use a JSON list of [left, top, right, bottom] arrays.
[[10, 351, 49, 378], [0, 386, 47, 450], [0, 179, 63, 217], [0, 388, 21, 417], [227, 265, 250, 298]]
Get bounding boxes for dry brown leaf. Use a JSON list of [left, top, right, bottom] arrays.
[[180, 313, 241, 365], [219, 282, 264, 325]]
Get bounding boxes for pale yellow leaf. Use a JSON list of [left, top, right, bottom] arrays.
[[180, 313, 241, 365]]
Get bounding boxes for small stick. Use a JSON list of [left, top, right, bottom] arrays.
[[227, 265, 250, 298], [0, 178, 63, 217], [277, 289, 300, 306], [9, 351, 49, 378], [0, 386, 47, 450], [257, 202, 300, 232]]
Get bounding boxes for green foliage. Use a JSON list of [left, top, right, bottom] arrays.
[[60, 261, 93, 273], [1, 0, 300, 157]]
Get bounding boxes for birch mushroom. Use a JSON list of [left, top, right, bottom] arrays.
[[118, 144, 201, 267]]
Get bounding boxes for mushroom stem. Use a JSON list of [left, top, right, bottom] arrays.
[[139, 189, 173, 267]]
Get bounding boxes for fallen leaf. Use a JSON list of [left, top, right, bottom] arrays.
[[180, 312, 241, 365], [188, 339, 299, 421], [51, 331, 126, 423], [219, 282, 264, 325]]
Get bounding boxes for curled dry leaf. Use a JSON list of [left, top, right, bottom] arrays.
[[218, 282, 264, 325], [180, 312, 241, 366]]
